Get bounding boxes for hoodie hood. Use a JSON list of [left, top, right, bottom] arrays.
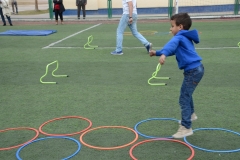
[[156, 29, 202, 71], [177, 29, 200, 44]]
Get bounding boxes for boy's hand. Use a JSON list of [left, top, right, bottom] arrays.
[[149, 50, 156, 57], [159, 54, 166, 65]]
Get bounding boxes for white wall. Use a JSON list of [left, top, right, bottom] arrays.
[[21, 0, 234, 10], [63, 0, 170, 10], [178, 0, 234, 6], [64, 0, 99, 10]]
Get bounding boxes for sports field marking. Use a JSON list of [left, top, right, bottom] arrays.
[[42, 23, 102, 49], [46, 46, 239, 50], [195, 47, 239, 49]]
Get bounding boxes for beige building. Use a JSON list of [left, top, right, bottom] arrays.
[[63, 0, 235, 10], [64, 0, 168, 10], [18, 0, 238, 16], [19, 0, 237, 10]]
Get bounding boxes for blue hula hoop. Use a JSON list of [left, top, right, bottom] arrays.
[[134, 118, 179, 139], [184, 128, 240, 153], [16, 136, 81, 160]]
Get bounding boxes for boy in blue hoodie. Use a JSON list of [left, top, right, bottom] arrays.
[[149, 13, 204, 138]]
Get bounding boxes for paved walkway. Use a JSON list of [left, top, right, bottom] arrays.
[[11, 14, 165, 21], [11, 4, 164, 21], [11, 14, 163, 21], [10, 3, 240, 21]]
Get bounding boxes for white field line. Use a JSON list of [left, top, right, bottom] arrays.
[[42, 23, 102, 49], [47, 46, 239, 49], [196, 47, 239, 49]]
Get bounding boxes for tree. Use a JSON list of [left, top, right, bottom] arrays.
[[35, 0, 39, 11]]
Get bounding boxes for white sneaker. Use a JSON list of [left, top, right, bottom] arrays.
[[178, 113, 198, 124], [172, 125, 193, 138], [111, 50, 123, 55]]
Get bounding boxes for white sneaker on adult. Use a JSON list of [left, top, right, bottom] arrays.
[[145, 43, 152, 53], [111, 50, 123, 55]]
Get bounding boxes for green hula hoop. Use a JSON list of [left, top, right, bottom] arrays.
[[148, 63, 170, 86], [84, 35, 98, 49], [40, 60, 68, 84]]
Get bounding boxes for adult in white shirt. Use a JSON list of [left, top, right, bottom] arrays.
[[111, 0, 152, 55], [0, 0, 12, 26]]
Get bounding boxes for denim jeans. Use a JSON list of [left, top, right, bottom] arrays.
[[12, 2, 18, 13], [180, 64, 204, 129], [115, 13, 149, 52]]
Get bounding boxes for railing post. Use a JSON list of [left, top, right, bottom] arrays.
[[48, 0, 53, 20], [107, 0, 112, 19], [234, 0, 239, 15], [168, 0, 173, 18]]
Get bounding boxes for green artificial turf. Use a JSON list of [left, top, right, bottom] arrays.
[[0, 20, 240, 160]]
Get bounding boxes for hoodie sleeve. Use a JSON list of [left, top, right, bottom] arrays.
[[156, 36, 180, 57]]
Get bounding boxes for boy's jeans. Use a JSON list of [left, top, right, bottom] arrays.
[[115, 13, 149, 52], [180, 64, 204, 129]]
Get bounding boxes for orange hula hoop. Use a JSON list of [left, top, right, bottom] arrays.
[[39, 116, 92, 136], [0, 127, 39, 151], [80, 126, 138, 150], [129, 138, 195, 160]]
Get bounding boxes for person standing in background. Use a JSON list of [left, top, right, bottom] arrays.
[[111, 0, 152, 55], [53, 0, 65, 25], [11, 0, 17, 14], [76, 0, 87, 19], [0, 0, 13, 26], [0, 4, 6, 25]]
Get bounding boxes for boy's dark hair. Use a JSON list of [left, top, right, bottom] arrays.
[[171, 13, 192, 30]]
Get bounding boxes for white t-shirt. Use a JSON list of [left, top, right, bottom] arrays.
[[122, 0, 137, 14]]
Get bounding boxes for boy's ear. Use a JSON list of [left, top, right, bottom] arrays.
[[179, 24, 184, 30]]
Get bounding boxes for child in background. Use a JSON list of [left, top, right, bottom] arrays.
[[53, 0, 65, 25], [149, 13, 204, 138]]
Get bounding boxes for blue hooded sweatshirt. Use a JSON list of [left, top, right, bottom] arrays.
[[156, 29, 202, 71]]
